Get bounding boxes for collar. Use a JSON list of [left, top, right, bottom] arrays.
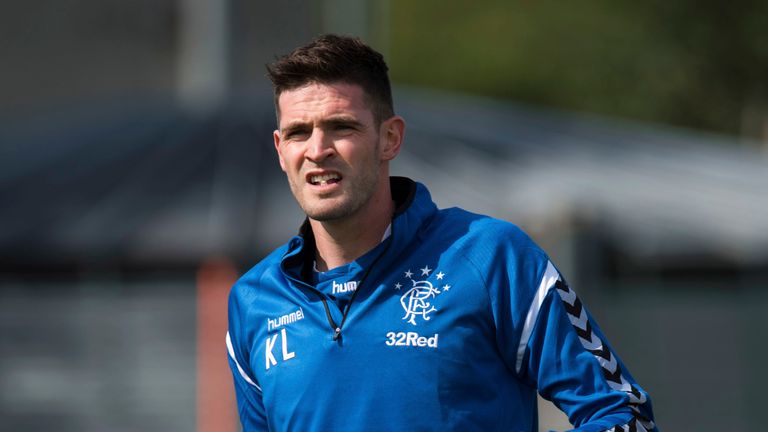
[[281, 177, 437, 282]]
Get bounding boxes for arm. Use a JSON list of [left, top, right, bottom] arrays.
[[460, 220, 657, 431], [227, 278, 269, 432], [226, 331, 269, 431], [517, 261, 657, 431]]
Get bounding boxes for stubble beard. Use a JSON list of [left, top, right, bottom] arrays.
[[291, 158, 383, 223]]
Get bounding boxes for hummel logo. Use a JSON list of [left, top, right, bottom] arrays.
[[332, 280, 358, 295]]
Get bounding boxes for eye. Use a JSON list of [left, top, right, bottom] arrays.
[[332, 123, 357, 134], [284, 128, 310, 140]]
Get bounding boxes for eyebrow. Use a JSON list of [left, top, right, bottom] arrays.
[[280, 122, 311, 136], [281, 116, 365, 135], [320, 116, 364, 129]]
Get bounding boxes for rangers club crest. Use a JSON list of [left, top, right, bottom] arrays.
[[394, 265, 452, 325]]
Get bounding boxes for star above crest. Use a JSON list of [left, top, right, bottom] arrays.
[[395, 264, 454, 293]]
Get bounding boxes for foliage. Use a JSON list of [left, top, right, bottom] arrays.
[[388, 0, 768, 137]]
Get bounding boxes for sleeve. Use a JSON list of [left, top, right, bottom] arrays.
[[516, 260, 658, 432], [227, 284, 269, 431]]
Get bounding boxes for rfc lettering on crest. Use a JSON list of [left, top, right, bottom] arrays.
[[401, 279, 441, 325], [392, 265, 453, 326]]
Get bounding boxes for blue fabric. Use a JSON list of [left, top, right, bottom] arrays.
[[227, 177, 657, 432]]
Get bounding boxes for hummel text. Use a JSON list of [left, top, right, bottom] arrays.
[[332, 280, 358, 295], [267, 308, 304, 331]]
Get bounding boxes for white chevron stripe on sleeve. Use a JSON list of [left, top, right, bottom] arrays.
[[578, 334, 604, 351], [517, 262, 655, 430], [605, 418, 651, 432], [629, 389, 648, 405], [596, 352, 618, 373], [606, 375, 633, 393], [553, 275, 655, 431], [558, 283, 578, 305], [226, 331, 262, 392], [567, 307, 589, 331], [515, 261, 560, 374]]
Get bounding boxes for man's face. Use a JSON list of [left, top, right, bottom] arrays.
[[273, 82, 401, 222]]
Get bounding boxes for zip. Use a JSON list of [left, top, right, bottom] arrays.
[[331, 232, 393, 340], [283, 223, 395, 341], [282, 273, 341, 339]]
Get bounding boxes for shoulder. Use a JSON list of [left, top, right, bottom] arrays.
[[229, 243, 290, 309], [432, 207, 546, 258], [431, 209, 554, 326], [429, 207, 551, 291]]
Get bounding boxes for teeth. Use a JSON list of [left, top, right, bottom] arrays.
[[310, 173, 340, 185]]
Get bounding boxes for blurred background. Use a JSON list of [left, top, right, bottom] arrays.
[[2, 1, 767, 431]]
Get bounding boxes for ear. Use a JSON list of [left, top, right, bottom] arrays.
[[273, 129, 287, 172], [379, 115, 405, 161]]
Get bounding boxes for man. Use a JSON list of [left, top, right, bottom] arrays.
[[227, 34, 658, 431]]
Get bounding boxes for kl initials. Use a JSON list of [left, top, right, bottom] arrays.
[[265, 328, 295, 370]]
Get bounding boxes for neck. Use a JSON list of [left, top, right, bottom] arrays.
[[310, 188, 394, 272]]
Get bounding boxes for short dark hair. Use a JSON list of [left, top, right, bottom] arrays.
[[266, 34, 394, 125]]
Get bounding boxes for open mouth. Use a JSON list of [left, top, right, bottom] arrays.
[[308, 172, 342, 186]]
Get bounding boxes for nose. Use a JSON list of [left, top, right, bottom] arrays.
[[305, 128, 335, 163]]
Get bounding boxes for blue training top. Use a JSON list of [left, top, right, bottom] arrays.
[[227, 177, 657, 432]]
